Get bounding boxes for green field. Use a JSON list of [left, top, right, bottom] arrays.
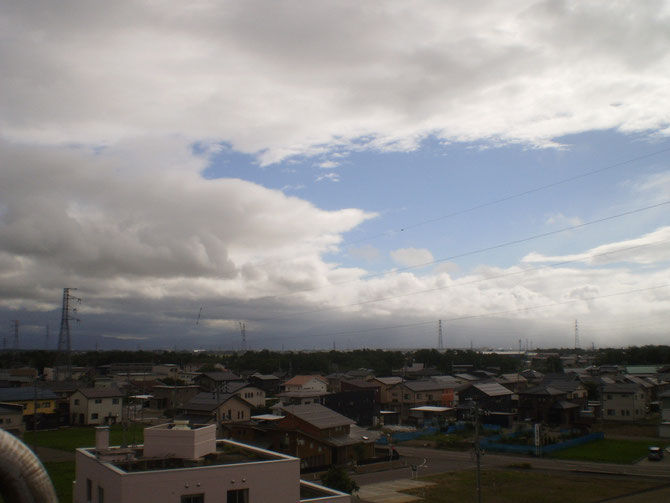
[[45, 461, 75, 503], [550, 438, 667, 464], [26, 423, 147, 452], [407, 469, 663, 503]]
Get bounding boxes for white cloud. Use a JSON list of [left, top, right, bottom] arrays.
[[522, 225, 670, 265], [633, 171, 670, 200], [316, 172, 340, 182], [390, 247, 435, 267], [545, 213, 584, 227], [348, 244, 381, 262], [0, 139, 375, 311], [317, 160, 340, 169], [1, 1, 669, 164], [281, 183, 306, 192]]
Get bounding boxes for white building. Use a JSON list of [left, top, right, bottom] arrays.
[[70, 388, 123, 425], [74, 423, 349, 503]]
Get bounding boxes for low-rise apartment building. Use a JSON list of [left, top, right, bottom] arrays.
[[74, 423, 348, 503], [602, 383, 646, 421]]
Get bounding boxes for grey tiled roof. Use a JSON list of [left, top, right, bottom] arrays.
[[281, 403, 354, 429]]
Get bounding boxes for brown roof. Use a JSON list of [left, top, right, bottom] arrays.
[[284, 375, 327, 386], [281, 403, 354, 429]]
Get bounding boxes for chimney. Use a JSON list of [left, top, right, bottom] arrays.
[[95, 426, 109, 451]]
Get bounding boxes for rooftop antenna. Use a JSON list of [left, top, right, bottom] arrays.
[[239, 322, 246, 352], [438, 320, 444, 351]]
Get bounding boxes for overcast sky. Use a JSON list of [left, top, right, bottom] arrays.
[[2, 1, 670, 351]]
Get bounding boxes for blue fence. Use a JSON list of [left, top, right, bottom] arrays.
[[376, 426, 439, 445], [481, 431, 604, 455]]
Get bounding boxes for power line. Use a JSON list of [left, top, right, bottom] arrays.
[[201, 199, 670, 315], [250, 283, 670, 344], [193, 143, 670, 279], [338, 144, 670, 244], [250, 237, 670, 322]]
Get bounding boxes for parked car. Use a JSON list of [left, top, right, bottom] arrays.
[[648, 446, 663, 461]]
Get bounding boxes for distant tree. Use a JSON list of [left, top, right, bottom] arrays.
[[320, 466, 359, 494]]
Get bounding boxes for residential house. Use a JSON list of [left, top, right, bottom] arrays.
[[275, 390, 329, 408], [384, 380, 457, 423], [70, 388, 123, 425], [148, 384, 200, 411], [371, 377, 403, 404], [228, 403, 377, 470], [181, 392, 252, 424], [74, 423, 348, 503], [457, 382, 514, 424], [283, 375, 328, 393], [517, 386, 580, 426], [0, 387, 58, 429], [324, 389, 379, 426], [226, 382, 266, 409], [194, 371, 245, 392], [339, 379, 381, 403], [602, 383, 646, 421], [496, 374, 528, 393], [0, 402, 24, 436], [249, 373, 282, 395], [40, 380, 81, 425]]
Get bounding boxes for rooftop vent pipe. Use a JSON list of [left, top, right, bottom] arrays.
[[0, 428, 58, 503]]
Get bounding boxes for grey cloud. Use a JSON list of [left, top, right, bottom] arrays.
[[2, 1, 669, 161]]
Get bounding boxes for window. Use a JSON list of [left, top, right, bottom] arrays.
[[95, 399, 102, 404], [42, 402, 51, 407], [91, 413, 99, 420], [181, 494, 204, 503], [227, 489, 249, 503], [0, 419, 3, 424], [404, 394, 410, 400], [98, 485, 104, 503], [607, 409, 615, 416], [112, 398, 119, 404], [74, 399, 80, 405], [606, 394, 612, 400], [86, 479, 92, 503], [416, 393, 422, 399]]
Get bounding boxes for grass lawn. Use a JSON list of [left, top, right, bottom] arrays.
[[0, 461, 75, 503], [549, 438, 667, 464], [44, 461, 75, 503], [26, 423, 147, 452], [406, 469, 663, 503]]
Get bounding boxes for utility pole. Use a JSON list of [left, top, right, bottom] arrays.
[[56, 288, 81, 380], [438, 320, 444, 351], [473, 402, 483, 503], [45, 324, 50, 349], [574, 320, 580, 350]]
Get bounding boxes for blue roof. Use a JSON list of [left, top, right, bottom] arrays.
[[0, 387, 58, 401]]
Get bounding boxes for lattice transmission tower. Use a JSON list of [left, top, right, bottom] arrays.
[[438, 320, 444, 351], [56, 288, 81, 379]]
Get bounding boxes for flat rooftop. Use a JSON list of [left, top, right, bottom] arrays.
[[83, 438, 290, 474]]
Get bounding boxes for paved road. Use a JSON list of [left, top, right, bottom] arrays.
[[353, 446, 670, 487]]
